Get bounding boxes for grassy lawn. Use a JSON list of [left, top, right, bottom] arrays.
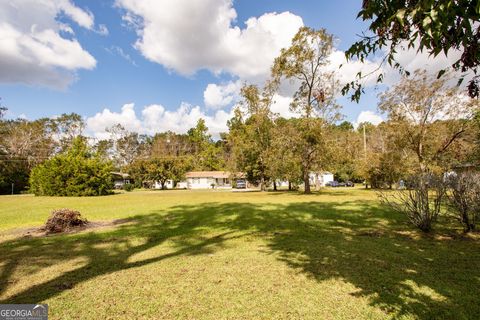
[[0, 188, 479, 319]]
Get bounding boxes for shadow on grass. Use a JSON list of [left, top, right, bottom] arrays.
[[0, 200, 479, 319]]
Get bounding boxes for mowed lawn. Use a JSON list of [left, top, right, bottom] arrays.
[[0, 189, 479, 319]]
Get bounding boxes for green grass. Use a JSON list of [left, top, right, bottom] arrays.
[[0, 188, 479, 319]]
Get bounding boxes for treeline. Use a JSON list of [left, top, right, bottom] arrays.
[[1, 27, 479, 199], [0, 113, 228, 194]]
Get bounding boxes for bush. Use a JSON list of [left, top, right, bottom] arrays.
[[44, 208, 88, 234], [379, 172, 445, 232], [123, 183, 134, 192], [29, 138, 113, 196], [446, 172, 480, 232]]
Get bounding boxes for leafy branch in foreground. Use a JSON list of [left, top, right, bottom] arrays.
[[344, 0, 480, 102]]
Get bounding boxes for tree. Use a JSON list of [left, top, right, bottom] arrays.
[[265, 118, 304, 190], [227, 84, 274, 191], [128, 157, 189, 190], [0, 118, 56, 194], [151, 131, 192, 158], [378, 70, 479, 232], [187, 118, 210, 150], [29, 137, 113, 196], [336, 121, 354, 131], [344, 0, 480, 100], [378, 70, 478, 173], [446, 171, 480, 232], [272, 27, 341, 193], [330, 123, 364, 183], [106, 124, 150, 169], [187, 119, 225, 171], [472, 110, 480, 162], [355, 121, 414, 188], [380, 172, 446, 232], [51, 113, 85, 152]]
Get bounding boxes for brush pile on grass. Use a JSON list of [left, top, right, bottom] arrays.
[[44, 209, 88, 234]]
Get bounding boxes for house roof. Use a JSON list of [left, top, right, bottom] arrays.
[[111, 172, 130, 178], [186, 171, 231, 179]]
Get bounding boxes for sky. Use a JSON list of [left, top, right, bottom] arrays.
[[0, 0, 461, 139]]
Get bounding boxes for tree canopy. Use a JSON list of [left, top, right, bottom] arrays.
[[29, 138, 113, 196]]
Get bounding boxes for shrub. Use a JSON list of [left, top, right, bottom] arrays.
[[44, 208, 88, 234], [446, 172, 480, 232], [379, 172, 445, 232], [29, 138, 113, 196], [123, 183, 134, 192]]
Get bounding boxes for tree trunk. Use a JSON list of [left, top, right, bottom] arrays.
[[288, 181, 292, 191], [304, 172, 311, 194], [273, 181, 277, 191], [260, 176, 266, 191]]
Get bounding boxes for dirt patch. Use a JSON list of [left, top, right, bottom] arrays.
[[1, 218, 132, 240]]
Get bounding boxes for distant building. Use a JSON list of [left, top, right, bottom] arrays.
[[185, 171, 233, 189], [111, 172, 131, 189], [309, 171, 334, 188], [153, 171, 245, 190], [153, 180, 182, 189]]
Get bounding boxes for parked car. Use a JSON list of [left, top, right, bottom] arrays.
[[235, 179, 246, 189], [328, 181, 340, 187], [327, 181, 354, 187]]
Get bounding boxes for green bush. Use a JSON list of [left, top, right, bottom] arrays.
[[29, 138, 113, 196], [123, 183, 134, 192]]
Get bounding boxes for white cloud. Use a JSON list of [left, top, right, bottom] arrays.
[[117, 0, 303, 80], [203, 81, 241, 109], [57, 0, 94, 29], [329, 50, 383, 88], [86, 103, 142, 138], [339, 40, 471, 90], [0, 0, 97, 88], [353, 110, 383, 128], [96, 24, 109, 36], [86, 102, 233, 140], [383, 42, 468, 86], [270, 94, 297, 118], [105, 46, 137, 66]]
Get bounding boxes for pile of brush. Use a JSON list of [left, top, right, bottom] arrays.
[[44, 208, 88, 234]]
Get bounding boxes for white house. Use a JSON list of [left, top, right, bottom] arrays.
[[273, 172, 334, 189], [111, 172, 131, 189], [152, 171, 238, 190], [185, 171, 233, 189], [153, 179, 188, 189], [308, 171, 334, 188]]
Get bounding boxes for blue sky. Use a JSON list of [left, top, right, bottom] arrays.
[[1, 0, 388, 137]]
